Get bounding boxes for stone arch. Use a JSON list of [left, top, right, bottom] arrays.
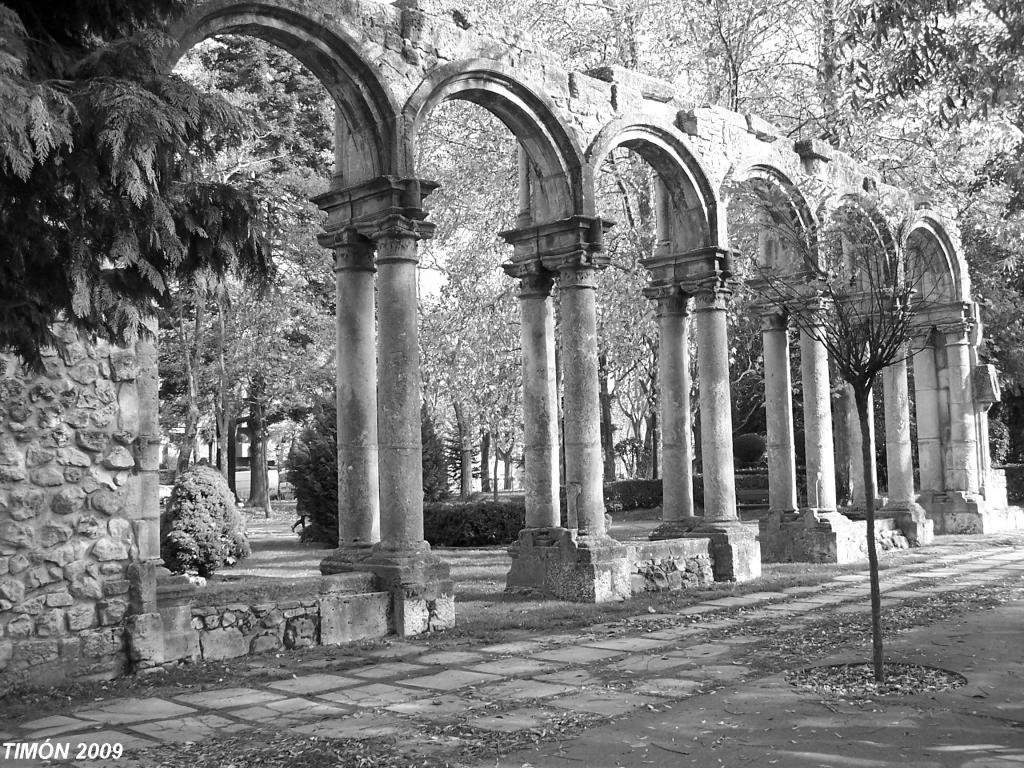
[[167, 0, 399, 186], [586, 119, 720, 252], [724, 163, 818, 273], [826, 193, 900, 279], [403, 61, 585, 221], [906, 214, 969, 307]]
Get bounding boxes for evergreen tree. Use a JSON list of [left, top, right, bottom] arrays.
[[0, 1, 270, 366], [421, 404, 450, 503]]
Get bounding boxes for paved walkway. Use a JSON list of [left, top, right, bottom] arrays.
[[3, 538, 1024, 766]]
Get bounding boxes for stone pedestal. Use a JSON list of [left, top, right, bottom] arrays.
[[506, 527, 630, 602], [881, 500, 934, 546], [684, 521, 761, 582], [365, 551, 455, 636], [763, 509, 865, 564]]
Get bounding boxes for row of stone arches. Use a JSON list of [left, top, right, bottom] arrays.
[[157, 0, 1008, 621]]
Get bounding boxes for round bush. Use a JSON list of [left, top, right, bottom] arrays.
[[287, 398, 339, 544], [733, 433, 767, 466], [160, 464, 250, 577]]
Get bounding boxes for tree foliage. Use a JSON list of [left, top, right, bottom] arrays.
[[0, 3, 271, 366]]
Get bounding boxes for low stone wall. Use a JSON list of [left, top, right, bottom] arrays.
[[626, 539, 714, 593], [129, 576, 392, 669]]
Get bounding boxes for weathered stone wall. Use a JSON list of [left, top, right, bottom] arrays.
[[0, 328, 152, 691], [626, 540, 714, 594]]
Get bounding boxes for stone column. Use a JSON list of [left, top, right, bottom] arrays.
[[882, 349, 933, 544], [321, 229, 379, 573], [912, 336, 944, 494], [373, 219, 429, 553], [799, 327, 837, 512], [686, 286, 760, 581], [557, 261, 606, 537], [942, 322, 982, 496], [761, 312, 797, 514], [844, 383, 876, 508], [651, 291, 696, 537], [882, 352, 914, 504], [514, 266, 560, 529]]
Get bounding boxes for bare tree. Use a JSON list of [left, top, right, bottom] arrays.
[[744, 183, 929, 682]]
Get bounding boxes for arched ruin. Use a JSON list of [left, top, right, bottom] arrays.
[[0, 0, 1014, 687]]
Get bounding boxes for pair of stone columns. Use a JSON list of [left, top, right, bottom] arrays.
[[321, 217, 432, 560]]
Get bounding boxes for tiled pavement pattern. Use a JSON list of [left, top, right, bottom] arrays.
[[5, 540, 1024, 766]]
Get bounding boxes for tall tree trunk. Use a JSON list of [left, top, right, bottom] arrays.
[[650, 410, 659, 480], [246, 375, 272, 516], [227, 415, 238, 501], [454, 400, 474, 499], [480, 430, 491, 493], [215, 291, 230, 479], [856, 386, 885, 682], [599, 352, 616, 481], [492, 437, 499, 501], [177, 290, 205, 475]]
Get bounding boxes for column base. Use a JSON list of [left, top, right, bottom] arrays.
[[881, 500, 934, 546], [761, 508, 864, 564], [364, 549, 455, 637], [505, 527, 630, 602], [320, 544, 377, 575], [682, 520, 761, 582], [648, 516, 703, 540], [919, 490, 1024, 534]]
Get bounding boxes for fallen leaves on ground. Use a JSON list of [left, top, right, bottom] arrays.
[[786, 662, 966, 700]]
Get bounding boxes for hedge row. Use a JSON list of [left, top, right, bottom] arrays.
[[423, 499, 526, 547]]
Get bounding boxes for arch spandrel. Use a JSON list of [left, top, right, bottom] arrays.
[[168, 0, 402, 186], [402, 60, 586, 222]]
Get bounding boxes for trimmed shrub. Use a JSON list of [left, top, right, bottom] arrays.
[[423, 499, 525, 547], [160, 465, 250, 577], [990, 413, 1011, 466], [733, 433, 767, 467]]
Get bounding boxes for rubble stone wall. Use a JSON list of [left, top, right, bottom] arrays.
[[0, 328, 157, 691]]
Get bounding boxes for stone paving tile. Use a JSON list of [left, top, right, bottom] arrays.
[[674, 605, 714, 615], [694, 664, 752, 683], [643, 626, 701, 641], [833, 573, 871, 582], [548, 689, 658, 717], [385, 694, 484, 719], [361, 642, 425, 660], [739, 591, 790, 601], [349, 661, 429, 680], [467, 657, 558, 677], [477, 640, 547, 656], [467, 707, 552, 733], [125, 714, 249, 743], [401, 669, 504, 692], [533, 669, 602, 686], [606, 653, 694, 675], [689, 618, 740, 630], [18, 714, 93, 738], [831, 603, 866, 614], [265, 673, 360, 694], [74, 698, 197, 725], [173, 687, 285, 709], [290, 714, 405, 739], [532, 645, 624, 664], [634, 677, 704, 697], [699, 596, 761, 608], [415, 650, 488, 666], [230, 696, 352, 724], [470, 679, 577, 701], [318, 682, 421, 708], [782, 585, 825, 595], [666, 642, 732, 662], [583, 636, 669, 652], [761, 601, 817, 612], [535, 632, 587, 645], [624, 613, 682, 623]]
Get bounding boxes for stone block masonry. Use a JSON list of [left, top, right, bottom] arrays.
[[0, 327, 151, 693]]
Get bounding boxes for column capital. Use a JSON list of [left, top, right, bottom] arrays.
[[313, 176, 438, 239], [642, 286, 690, 317], [937, 319, 974, 340], [318, 227, 376, 273], [759, 310, 788, 332], [555, 258, 601, 290], [499, 216, 613, 270], [503, 258, 556, 298], [688, 280, 732, 313]]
